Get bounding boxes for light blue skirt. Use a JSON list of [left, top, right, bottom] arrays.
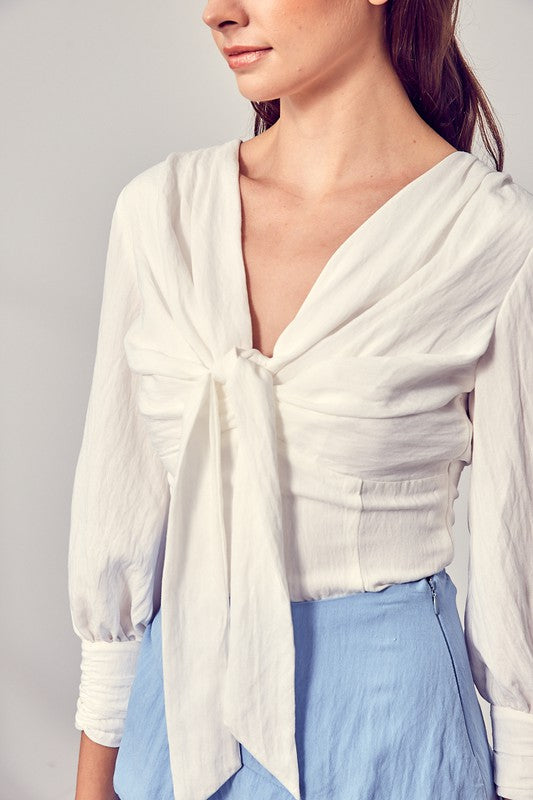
[[113, 569, 497, 800]]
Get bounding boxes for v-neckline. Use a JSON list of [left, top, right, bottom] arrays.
[[228, 137, 474, 362]]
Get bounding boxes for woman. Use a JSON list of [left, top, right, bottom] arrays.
[[69, 1, 533, 799]]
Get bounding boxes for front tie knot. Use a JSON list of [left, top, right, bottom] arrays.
[[210, 345, 275, 384]]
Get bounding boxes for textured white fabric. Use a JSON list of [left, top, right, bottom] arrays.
[[68, 137, 533, 800]]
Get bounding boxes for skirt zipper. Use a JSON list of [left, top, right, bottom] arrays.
[[426, 575, 439, 616], [425, 573, 487, 795]]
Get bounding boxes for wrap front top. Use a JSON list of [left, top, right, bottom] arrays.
[[68, 138, 533, 800]]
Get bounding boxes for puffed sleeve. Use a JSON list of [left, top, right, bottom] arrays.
[[465, 246, 533, 800], [68, 184, 170, 747]]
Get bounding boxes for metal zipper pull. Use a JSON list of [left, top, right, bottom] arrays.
[[427, 576, 439, 616]]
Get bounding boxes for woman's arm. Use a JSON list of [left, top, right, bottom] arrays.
[[75, 733, 119, 800], [68, 183, 170, 791], [465, 246, 533, 800]]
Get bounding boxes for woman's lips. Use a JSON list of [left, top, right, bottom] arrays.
[[227, 48, 272, 69]]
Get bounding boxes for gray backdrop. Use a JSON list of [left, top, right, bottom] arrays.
[[1, 0, 531, 797]]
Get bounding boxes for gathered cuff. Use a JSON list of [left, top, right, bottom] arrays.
[[74, 638, 142, 747], [491, 704, 533, 799]]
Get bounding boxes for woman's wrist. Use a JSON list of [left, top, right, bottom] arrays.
[[74, 731, 120, 800]]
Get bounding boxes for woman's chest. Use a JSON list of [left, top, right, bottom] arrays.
[[239, 175, 418, 359]]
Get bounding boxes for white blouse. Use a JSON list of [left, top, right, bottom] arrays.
[[68, 137, 533, 800]]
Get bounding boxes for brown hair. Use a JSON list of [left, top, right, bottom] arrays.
[[250, 0, 504, 171]]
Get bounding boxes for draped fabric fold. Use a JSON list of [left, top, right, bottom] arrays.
[[222, 350, 300, 799], [137, 344, 302, 800]]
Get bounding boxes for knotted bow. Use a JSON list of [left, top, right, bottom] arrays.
[[159, 345, 301, 800]]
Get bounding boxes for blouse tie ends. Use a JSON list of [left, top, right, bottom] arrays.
[[158, 344, 302, 800]]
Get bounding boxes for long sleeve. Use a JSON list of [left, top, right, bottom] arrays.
[[465, 246, 533, 800], [68, 184, 171, 747]]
